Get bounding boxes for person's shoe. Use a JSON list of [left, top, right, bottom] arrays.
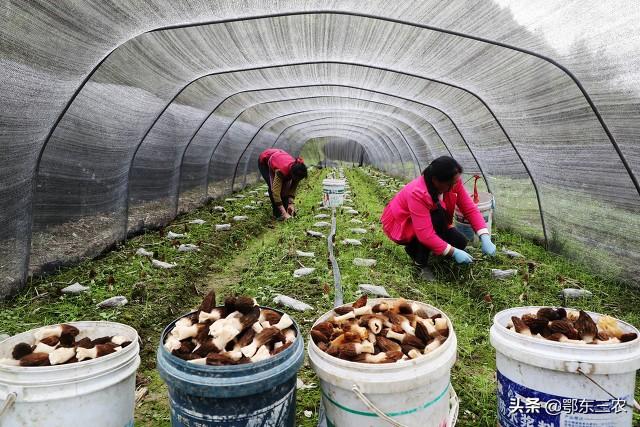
[[418, 266, 436, 281]]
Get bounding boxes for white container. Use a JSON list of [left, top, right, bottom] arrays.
[[323, 179, 346, 208], [0, 321, 140, 427], [454, 191, 494, 245], [309, 298, 459, 427], [490, 307, 640, 427]]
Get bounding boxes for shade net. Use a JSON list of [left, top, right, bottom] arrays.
[[1, 1, 639, 296]]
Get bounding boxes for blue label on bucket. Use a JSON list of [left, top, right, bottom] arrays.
[[497, 371, 630, 427]]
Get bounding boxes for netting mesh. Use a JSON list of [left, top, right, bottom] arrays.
[[1, 1, 639, 295]]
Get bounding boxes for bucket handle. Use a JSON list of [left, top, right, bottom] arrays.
[[0, 392, 17, 419], [351, 384, 459, 427], [577, 368, 640, 413]]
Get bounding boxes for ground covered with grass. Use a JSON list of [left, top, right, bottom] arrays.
[[1, 166, 638, 426]]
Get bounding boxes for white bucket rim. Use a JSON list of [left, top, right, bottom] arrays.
[[493, 306, 640, 349], [0, 321, 139, 374], [309, 298, 455, 370], [491, 306, 640, 375]]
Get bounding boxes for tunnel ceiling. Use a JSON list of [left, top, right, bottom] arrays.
[[1, 1, 639, 295]]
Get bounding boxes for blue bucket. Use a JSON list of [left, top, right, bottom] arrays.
[[157, 309, 305, 426]]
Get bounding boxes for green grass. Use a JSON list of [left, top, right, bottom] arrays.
[[1, 166, 638, 426]]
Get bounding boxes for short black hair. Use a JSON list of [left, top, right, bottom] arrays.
[[291, 162, 308, 181]]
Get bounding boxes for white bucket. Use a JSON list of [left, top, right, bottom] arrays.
[[490, 307, 640, 427], [323, 179, 346, 208], [309, 298, 459, 427], [454, 191, 494, 245], [0, 321, 140, 427]]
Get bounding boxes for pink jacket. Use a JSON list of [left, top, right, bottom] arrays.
[[259, 148, 297, 178], [381, 176, 488, 255]]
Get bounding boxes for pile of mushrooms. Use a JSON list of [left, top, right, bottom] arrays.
[[164, 291, 296, 365], [311, 296, 449, 363], [508, 307, 638, 344], [1, 325, 131, 367]]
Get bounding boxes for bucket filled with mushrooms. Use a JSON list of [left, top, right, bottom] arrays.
[[156, 291, 304, 427], [490, 306, 640, 427], [0, 321, 140, 427], [308, 296, 459, 427]]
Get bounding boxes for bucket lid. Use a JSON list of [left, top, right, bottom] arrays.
[[490, 306, 640, 375]]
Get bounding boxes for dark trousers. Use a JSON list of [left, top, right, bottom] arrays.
[[258, 160, 289, 218], [404, 208, 467, 266]]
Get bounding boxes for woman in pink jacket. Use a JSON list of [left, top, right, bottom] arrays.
[[258, 148, 308, 220], [381, 156, 496, 270]]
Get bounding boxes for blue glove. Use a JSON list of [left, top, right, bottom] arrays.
[[480, 234, 496, 256], [452, 248, 473, 264]]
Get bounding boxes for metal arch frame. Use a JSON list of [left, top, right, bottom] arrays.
[[271, 123, 390, 169], [171, 76, 484, 201], [230, 111, 427, 190], [273, 119, 400, 168], [183, 61, 547, 245], [33, 56, 549, 254], [200, 95, 418, 191], [34, 59, 546, 252], [224, 100, 434, 180], [233, 107, 436, 188], [151, 11, 635, 197], [29, 8, 640, 263], [164, 74, 488, 194]]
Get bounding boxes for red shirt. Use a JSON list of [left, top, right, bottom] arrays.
[[258, 149, 296, 177]]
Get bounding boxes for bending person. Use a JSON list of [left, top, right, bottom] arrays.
[[381, 156, 496, 275], [258, 148, 308, 220]]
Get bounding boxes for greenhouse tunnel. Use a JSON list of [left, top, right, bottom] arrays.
[[1, 0, 640, 298]]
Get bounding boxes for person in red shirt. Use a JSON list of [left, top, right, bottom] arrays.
[[258, 148, 308, 220], [381, 156, 496, 274]]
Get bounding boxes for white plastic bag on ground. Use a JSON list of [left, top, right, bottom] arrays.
[[296, 250, 315, 258], [342, 239, 362, 246], [152, 259, 177, 269], [293, 267, 315, 278], [501, 248, 524, 258], [349, 219, 363, 224], [358, 284, 390, 297], [314, 221, 330, 228], [345, 209, 359, 215], [350, 228, 367, 234], [491, 269, 517, 279], [97, 296, 128, 308], [178, 244, 199, 252], [213, 206, 225, 212], [273, 295, 313, 311], [560, 288, 593, 298], [233, 215, 248, 222], [306, 230, 325, 238], [167, 231, 185, 239], [314, 214, 330, 219], [61, 282, 89, 294], [225, 198, 236, 202], [188, 219, 205, 225], [136, 248, 153, 257], [215, 224, 231, 231], [353, 258, 376, 267]]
